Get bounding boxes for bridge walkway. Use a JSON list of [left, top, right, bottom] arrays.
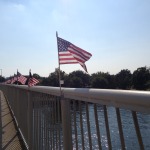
[[0, 91, 26, 150]]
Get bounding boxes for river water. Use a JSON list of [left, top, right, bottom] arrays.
[[36, 101, 150, 150], [71, 104, 150, 150]]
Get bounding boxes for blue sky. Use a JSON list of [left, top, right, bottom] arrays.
[[0, 0, 150, 77]]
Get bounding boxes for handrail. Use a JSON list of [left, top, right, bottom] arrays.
[[4, 84, 150, 113], [0, 84, 150, 150]]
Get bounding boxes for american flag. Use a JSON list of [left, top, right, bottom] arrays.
[[5, 79, 11, 84], [28, 71, 39, 87], [58, 37, 92, 72], [17, 71, 27, 85], [11, 74, 17, 84]]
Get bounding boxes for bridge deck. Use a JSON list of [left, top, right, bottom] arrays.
[[0, 91, 26, 150]]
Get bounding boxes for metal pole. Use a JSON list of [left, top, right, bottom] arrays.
[[116, 108, 125, 150], [61, 98, 72, 150], [132, 111, 144, 150], [28, 91, 33, 150], [56, 32, 62, 95]]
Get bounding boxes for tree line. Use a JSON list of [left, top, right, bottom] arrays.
[[37, 66, 150, 90], [0, 66, 150, 90]]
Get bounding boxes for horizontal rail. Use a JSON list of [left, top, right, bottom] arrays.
[[0, 84, 150, 149], [3, 84, 150, 114]]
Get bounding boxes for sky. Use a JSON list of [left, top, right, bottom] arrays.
[[0, 0, 150, 77]]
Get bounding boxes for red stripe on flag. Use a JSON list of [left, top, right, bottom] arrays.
[[57, 37, 92, 72]]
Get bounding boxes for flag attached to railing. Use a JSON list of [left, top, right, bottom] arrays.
[[11, 74, 17, 84], [28, 70, 39, 87], [57, 37, 92, 72], [17, 71, 27, 85]]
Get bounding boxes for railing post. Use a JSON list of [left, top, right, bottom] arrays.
[[61, 97, 72, 150], [132, 111, 144, 150], [27, 90, 33, 150]]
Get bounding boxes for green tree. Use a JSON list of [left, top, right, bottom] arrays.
[[0, 76, 5, 83], [69, 77, 83, 88], [41, 69, 67, 87], [91, 72, 112, 89], [115, 69, 132, 89], [33, 73, 41, 79], [132, 67, 150, 90], [145, 80, 150, 90], [91, 76, 108, 88], [65, 70, 90, 88], [41, 77, 51, 86], [105, 74, 116, 89]]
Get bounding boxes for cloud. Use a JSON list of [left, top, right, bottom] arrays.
[[60, 0, 73, 4], [1, 0, 28, 5], [12, 3, 26, 11], [0, 0, 26, 12], [51, 9, 68, 23], [0, 2, 26, 25]]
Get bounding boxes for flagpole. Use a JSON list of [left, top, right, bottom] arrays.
[[56, 31, 62, 96], [17, 69, 18, 85], [28, 69, 31, 88]]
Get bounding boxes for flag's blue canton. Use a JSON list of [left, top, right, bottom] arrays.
[[58, 38, 71, 52]]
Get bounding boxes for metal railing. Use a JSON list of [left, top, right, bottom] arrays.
[[0, 84, 150, 150]]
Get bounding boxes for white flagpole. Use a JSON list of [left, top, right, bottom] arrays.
[[28, 69, 31, 87], [56, 31, 62, 96], [17, 69, 18, 85]]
